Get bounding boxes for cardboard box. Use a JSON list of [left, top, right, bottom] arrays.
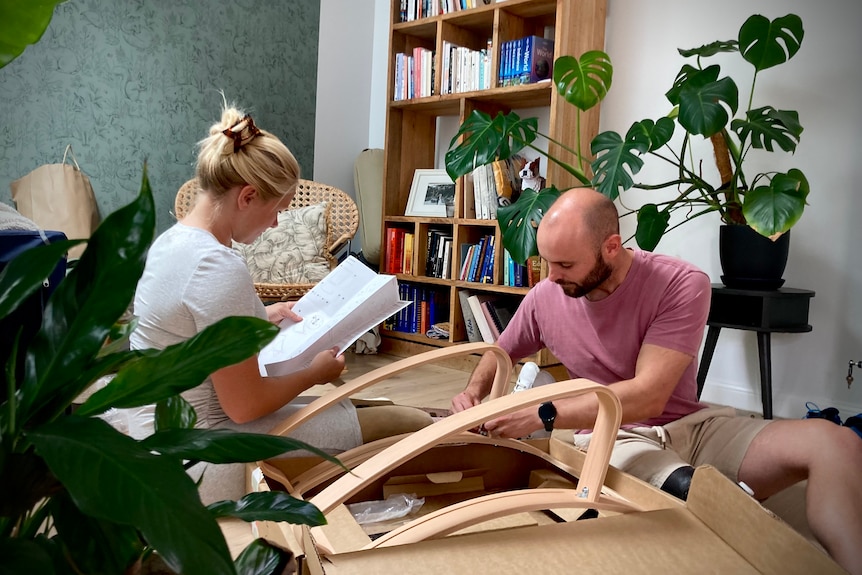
[[252, 346, 840, 574], [257, 436, 841, 574]]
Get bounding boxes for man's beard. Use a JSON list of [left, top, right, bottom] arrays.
[[556, 253, 613, 298]]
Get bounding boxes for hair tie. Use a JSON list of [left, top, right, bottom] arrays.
[[222, 114, 261, 153]]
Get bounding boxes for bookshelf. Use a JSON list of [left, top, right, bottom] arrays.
[[380, 0, 607, 368]]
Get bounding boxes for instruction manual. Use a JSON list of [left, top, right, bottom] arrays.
[[258, 256, 411, 376]]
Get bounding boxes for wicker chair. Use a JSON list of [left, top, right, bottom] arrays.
[[174, 178, 359, 302]]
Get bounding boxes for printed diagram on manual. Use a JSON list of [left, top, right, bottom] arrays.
[[258, 256, 410, 376]]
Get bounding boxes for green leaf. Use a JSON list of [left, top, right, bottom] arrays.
[[634, 204, 671, 251], [589, 129, 646, 199], [209, 491, 326, 525], [444, 111, 537, 180], [626, 117, 675, 152], [0, 0, 65, 69], [141, 428, 341, 465], [0, 537, 55, 575], [677, 68, 738, 137], [77, 316, 277, 416], [742, 169, 809, 236], [553, 51, 612, 112], [665, 64, 704, 106], [731, 106, 802, 153], [234, 538, 295, 575], [155, 394, 198, 431], [738, 14, 804, 72], [497, 187, 562, 264], [48, 489, 144, 575], [28, 416, 236, 575], [678, 39, 738, 60], [19, 169, 156, 426]]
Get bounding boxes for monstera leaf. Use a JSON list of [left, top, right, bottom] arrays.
[[497, 187, 562, 264]]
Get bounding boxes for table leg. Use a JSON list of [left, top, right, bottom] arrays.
[[756, 332, 773, 419], [697, 326, 721, 399]]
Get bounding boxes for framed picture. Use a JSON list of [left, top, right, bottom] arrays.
[[405, 169, 456, 217]]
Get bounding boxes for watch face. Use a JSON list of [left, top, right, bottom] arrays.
[[538, 402, 556, 431]]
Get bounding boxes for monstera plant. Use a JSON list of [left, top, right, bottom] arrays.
[[0, 169, 337, 575], [446, 13, 808, 262]]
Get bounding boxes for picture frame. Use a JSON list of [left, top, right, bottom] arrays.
[[405, 169, 456, 217]]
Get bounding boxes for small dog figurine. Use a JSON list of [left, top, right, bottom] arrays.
[[519, 158, 545, 192]]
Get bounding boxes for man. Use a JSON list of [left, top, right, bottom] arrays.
[[452, 188, 862, 572]]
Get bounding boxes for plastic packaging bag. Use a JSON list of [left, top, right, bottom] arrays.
[[346, 493, 424, 525]]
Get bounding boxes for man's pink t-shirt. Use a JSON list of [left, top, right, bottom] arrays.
[[498, 249, 712, 427]]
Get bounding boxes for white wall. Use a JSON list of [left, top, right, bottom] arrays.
[[323, 0, 862, 419], [315, 0, 391, 256], [314, 0, 377, 256], [599, 0, 862, 419]]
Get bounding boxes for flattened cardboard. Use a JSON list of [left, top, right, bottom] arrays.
[[257, 437, 842, 574]]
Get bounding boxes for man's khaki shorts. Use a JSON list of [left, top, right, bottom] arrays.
[[571, 406, 772, 489]]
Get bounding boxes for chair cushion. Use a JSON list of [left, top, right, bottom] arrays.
[[237, 201, 332, 284]]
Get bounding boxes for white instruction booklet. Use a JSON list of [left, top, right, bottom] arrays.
[[257, 256, 411, 376]]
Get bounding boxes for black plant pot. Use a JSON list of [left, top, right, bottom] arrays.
[[719, 225, 790, 290]]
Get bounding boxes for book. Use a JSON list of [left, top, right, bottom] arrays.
[[467, 236, 485, 282], [403, 231, 414, 275], [516, 36, 555, 85], [458, 289, 481, 343], [258, 256, 411, 376], [467, 293, 496, 343], [526, 255, 542, 287], [479, 234, 495, 283], [492, 159, 513, 206], [481, 297, 517, 339]]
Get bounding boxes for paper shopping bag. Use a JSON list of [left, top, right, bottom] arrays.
[[10, 145, 101, 259]]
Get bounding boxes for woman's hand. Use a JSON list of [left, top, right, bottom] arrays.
[[266, 301, 302, 324], [308, 347, 346, 384]]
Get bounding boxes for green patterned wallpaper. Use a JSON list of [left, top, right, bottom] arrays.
[[0, 0, 321, 234]]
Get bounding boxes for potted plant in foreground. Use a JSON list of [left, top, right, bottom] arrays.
[[0, 170, 337, 575], [446, 13, 808, 288]]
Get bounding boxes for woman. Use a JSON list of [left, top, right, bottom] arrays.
[[131, 105, 430, 503]]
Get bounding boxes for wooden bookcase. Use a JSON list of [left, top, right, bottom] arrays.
[[380, 0, 607, 368]]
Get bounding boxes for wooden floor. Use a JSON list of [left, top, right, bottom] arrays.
[[221, 350, 473, 557]]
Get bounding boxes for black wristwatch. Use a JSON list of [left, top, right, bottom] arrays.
[[538, 401, 557, 432]]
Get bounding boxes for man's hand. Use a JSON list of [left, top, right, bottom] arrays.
[[481, 406, 543, 439], [451, 390, 483, 413], [266, 302, 302, 324]]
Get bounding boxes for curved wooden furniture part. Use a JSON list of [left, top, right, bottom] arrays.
[[265, 342, 512, 439], [262, 431, 589, 501], [306, 378, 623, 555], [367, 487, 639, 549]]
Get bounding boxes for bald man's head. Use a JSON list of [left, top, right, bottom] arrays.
[[539, 188, 619, 251]]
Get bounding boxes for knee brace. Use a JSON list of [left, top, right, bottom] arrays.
[[660, 465, 695, 500]]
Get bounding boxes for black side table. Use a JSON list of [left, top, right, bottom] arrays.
[[696, 285, 815, 419]]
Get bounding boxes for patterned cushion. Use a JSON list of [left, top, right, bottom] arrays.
[[237, 201, 332, 284]]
